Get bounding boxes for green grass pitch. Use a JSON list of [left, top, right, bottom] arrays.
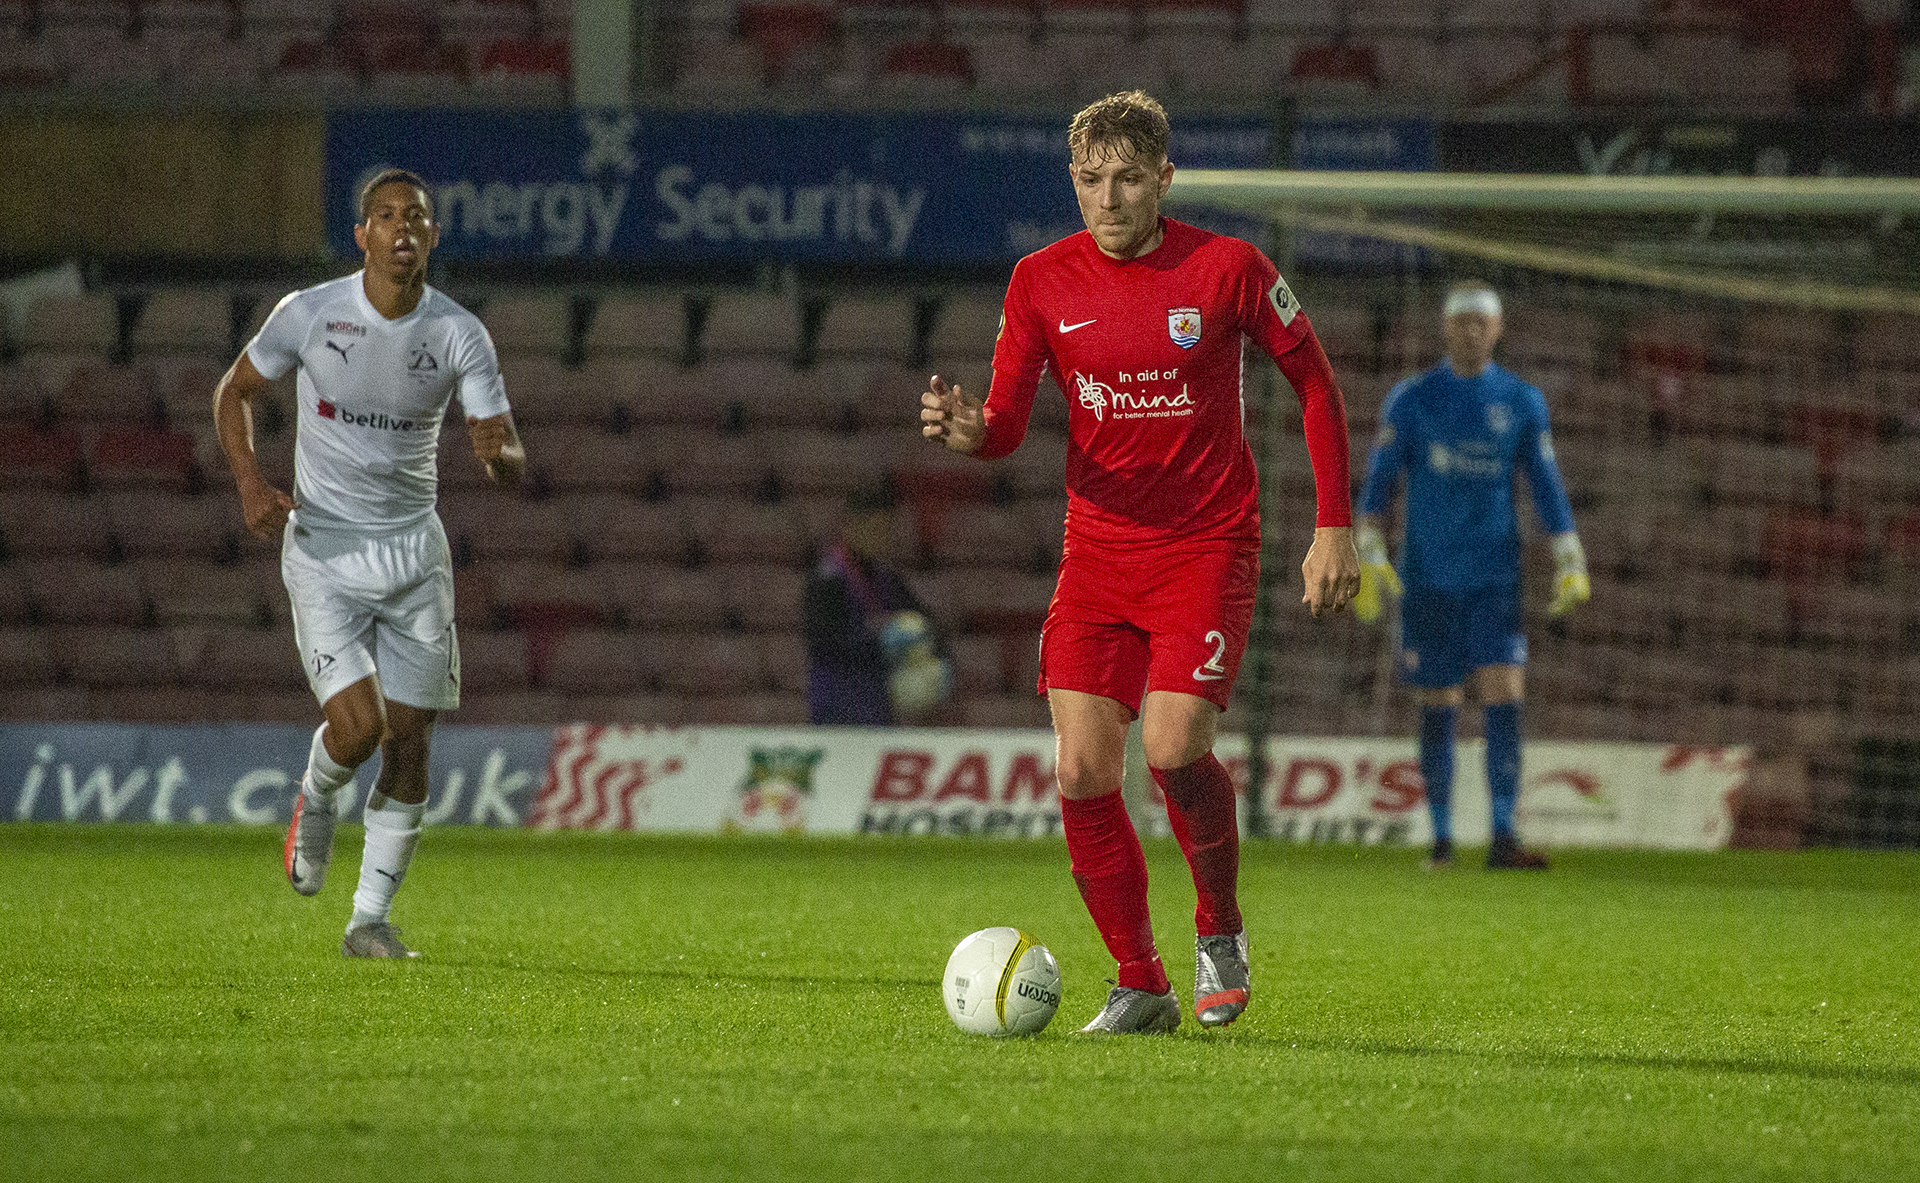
[[2, 824, 1917, 1182]]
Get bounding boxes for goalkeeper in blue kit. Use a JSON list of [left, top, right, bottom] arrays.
[[1354, 282, 1589, 869]]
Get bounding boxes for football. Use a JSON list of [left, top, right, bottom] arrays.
[[942, 927, 1061, 1037]]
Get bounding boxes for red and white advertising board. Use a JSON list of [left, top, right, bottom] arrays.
[[527, 725, 1747, 850]]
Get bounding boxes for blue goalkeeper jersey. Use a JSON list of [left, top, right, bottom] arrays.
[[1357, 360, 1576, 593]]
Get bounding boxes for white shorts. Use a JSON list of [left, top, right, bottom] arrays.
[[281, 512, 460, 711]]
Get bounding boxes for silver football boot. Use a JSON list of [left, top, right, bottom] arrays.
[[1193, 932, 1251, 1028], [1078, 985, 1182, 1034], [342, 922, 422, 960], [282, 778, 336, 897]]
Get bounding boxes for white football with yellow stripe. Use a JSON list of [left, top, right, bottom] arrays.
[[943, 927, 1061, 1037]]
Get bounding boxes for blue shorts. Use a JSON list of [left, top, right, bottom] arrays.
[[1397, 584, 1527, 689]]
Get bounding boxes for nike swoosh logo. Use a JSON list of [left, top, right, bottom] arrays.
[[1059, 318, 1096, 334], [1192, 670, 1226, 682], [376, 868, 400, 883]]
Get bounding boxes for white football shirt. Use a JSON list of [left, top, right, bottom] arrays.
[[246, 272, 511, 531]]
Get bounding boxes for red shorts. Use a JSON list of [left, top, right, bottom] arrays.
[[1038, 545, 1259, 714]]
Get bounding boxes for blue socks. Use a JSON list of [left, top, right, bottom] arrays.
[[1419, 705, 1456, 843], [1486, 701, 1522, 839]]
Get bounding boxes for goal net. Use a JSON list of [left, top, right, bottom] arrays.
[[1172, 168, 1920, 850]]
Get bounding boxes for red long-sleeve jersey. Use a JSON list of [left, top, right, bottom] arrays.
[[980, 217, 1352, 554]]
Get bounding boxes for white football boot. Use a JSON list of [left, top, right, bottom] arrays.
[[283, 777, 336, 897], [1193, 932, 1251, 1028], [1078, 985, 1182, 1034]]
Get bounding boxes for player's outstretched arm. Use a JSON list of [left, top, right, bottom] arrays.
[[468, 411, 525, 489], [212, 353, 295, 539], [920, 375, 985, 455], [1301, 525, 1361, 618]]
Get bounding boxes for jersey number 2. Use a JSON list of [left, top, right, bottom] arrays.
[[1192, 631, 1228, 682]]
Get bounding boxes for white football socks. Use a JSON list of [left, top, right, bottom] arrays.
[[304, 724, 356, 809], [349, 791, 424, 932]]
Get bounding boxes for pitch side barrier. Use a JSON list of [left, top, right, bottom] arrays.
[[0, 723, 1745, 850]]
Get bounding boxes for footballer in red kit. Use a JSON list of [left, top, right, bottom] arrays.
[[923, 91, 1360, 1035]]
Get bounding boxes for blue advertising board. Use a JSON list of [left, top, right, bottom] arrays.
[[325, 109, 1274, 264], [0, 723, 554, 827]]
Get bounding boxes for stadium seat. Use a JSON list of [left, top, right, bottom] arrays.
[[160, 35, 265, 102], [652, 426, 776, 496], [926, 292, 1003, 361], [445, 0, 538, 41], [489, 560, 607, 628], [756, 632, 808, 693], [948, 568, 1054, 635], [24, 559, 148, 626], [877, 39, 972, 98], [717, 562, 806, 631], [774, 427, 912, 496], [0, 489, 112, 560], [564, 355, 698, 430], [496, 352, 570, 423], [104, 488, 243, 563], [482, 293, 573, 357], [540, 628, 656, 694], [53, 625, 181, 688], [0, 628, 56, 685], [653, 631, 771, 696], [684, 496, 812, 566], [701, 291, 804, 362], [192, 623, 303, 689], [564, 494, 695, 565], [814, 295, 920, 362], [719, 358, 860, 431], [134, 558, 266, 625], [45, 362, 164, 427], [439, 489, 581, 564], [471, 36, 569, 102], [582, 291, 691, 360], [695, 691, 808, 725], [958, 692, 1049, 729], [449, 561, 500, 629], [19, 292, 119, 356], [519, 424, 654, 494], [925, 502, 1033, 569], [457, 627, 532, 691], [88, 425, 199, 491], [1761, 510, 1869, 584], [995, 425, 1067, 497], [598, 563, 730, 631], [949, 632, 1005, 694], [670, 31, 767, 97], [951, 30, 1067, 101], [129, 289, 232, 357]]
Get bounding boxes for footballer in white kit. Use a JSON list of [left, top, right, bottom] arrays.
[[213, 168, 526, 960]]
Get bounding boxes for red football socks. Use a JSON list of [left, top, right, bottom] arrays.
[[1059, 789, 1167, 995], [1152, 753, 1244, 938]]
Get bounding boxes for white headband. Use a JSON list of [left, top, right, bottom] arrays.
[[1444, 289, 1502, 319]]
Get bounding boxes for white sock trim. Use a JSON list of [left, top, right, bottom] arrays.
[[306, 724, 357, 801], [351, 792, 424, 927]]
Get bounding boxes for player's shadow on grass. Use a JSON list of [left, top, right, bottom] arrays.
[[1283, 1034, 1920, 1087], [429, 956, 940, 991]]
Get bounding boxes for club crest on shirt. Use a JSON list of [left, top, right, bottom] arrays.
[[1485, 403, 1512, 436], [1167, 307, 1201, 349]]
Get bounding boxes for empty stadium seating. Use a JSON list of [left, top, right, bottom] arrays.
[[0, 0, 1863, 111], [1, 276, 1913, 754]]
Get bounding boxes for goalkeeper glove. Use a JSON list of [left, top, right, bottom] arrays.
[[1549, 532, 1590, 616], [1353, 523, 1402, 624]]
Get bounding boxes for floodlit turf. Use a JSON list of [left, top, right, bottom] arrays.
[[2, 826, 1917, 1183]]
